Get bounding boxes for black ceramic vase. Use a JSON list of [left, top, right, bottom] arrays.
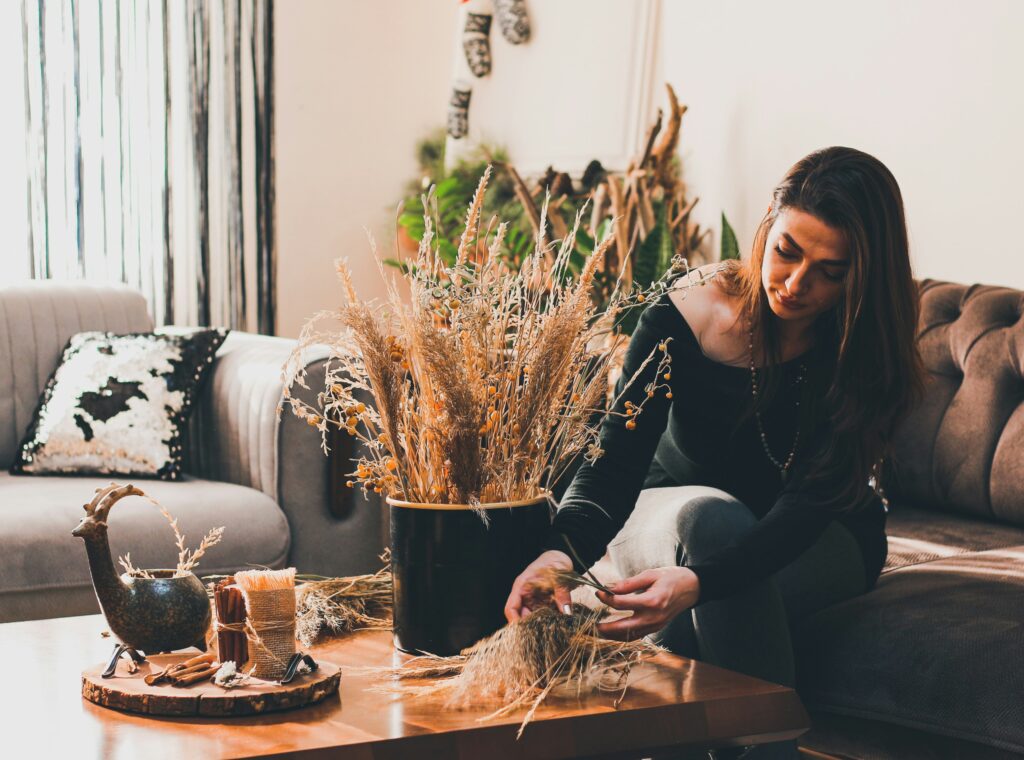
[[386, 494, 549, 656]]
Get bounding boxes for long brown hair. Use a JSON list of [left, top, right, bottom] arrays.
[[717, 146, 926, 513]]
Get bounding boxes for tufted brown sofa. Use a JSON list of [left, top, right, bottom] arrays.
[[795, 279, 1024, 759]]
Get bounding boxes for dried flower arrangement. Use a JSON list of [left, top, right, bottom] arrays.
[[117, 496, 225, 579], [295, 550, 393, 647], [281, 164, 710, 512], [362, 604, 661, 738]]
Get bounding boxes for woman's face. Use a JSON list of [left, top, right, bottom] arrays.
[[761, 207, 850, 330]]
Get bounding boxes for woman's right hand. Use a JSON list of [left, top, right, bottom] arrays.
[[504, 549, 575, 622]]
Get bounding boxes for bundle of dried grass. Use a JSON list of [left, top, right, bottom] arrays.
[[282, 165, 719, 516], [295, 550, 393, 647], [362, 604, 661, 738]]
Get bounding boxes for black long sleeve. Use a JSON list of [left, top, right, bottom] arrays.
[[540, 292, 886, 606], [540, 297, 676, 572]]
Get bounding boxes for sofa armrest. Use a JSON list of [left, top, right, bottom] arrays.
[[186, 331, 385, 577]]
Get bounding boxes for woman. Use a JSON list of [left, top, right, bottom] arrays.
[[504, 146, 926, 760]]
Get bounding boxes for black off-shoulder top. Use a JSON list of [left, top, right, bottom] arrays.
[[540, 291, 887, 607]]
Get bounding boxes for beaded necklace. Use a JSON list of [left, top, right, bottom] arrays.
[[749, 324, 806, 485]]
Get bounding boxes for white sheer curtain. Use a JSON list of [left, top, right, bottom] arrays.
[[0, 2, 30, 281], [15, 0, 275, 333]]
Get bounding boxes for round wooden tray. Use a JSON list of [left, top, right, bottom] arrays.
[[82, 652, 341, 717]]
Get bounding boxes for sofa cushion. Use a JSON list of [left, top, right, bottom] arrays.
[[884, 504, 1024, 571], [794, 541, 1024, 754], [11, 328, 227, 480], [0, 472, 290, 620], [0, 282, 153, 468], [887, 280, 1024, 528]]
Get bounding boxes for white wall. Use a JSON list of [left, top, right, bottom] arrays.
[[445, 0, 661, 176], [660, 0, 1024, 288], [276, 0, 1024, 337], [275, 0, 458, 337]]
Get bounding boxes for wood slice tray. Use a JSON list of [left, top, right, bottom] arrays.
[[82, 653, 341, 717]]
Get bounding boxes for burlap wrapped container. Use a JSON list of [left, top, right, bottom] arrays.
[[242, 587, 296, 680]]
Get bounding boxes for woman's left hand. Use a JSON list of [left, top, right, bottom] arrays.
[[595, 567, 700, 640]]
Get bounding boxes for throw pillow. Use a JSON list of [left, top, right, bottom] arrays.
[[10, 328, 228, 480]]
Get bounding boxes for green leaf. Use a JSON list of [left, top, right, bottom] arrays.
[[721, 212, 740, 261], [632, 205, 668, 290], [438, 239, 458, 266], [567, 249, 586, 274], [382, 257, 415, 274], [435, 176, 460, 197], [575, 229, 595, 255], [655, 203, 674, 277]]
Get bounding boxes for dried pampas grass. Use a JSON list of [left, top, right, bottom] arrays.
[[281, 165, 717, 517], [361, 605, 662, 738], [295, 550, 393, 647]]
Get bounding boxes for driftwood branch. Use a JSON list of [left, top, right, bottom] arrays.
[[498, 161, 541, 235]]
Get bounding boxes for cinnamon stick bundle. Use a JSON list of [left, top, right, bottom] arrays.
[[214, 577, 248, 666]]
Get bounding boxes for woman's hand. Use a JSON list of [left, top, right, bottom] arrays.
[[504, 550, 575, 622], [595, 567, 700, 640]]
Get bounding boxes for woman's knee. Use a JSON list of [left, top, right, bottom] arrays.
[[674, 489, 757, 558], [607, 486, 755, 575]]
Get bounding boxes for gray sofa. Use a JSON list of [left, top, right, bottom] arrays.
[[0, 281, 384, 624], [795, 279, 1024, 759]]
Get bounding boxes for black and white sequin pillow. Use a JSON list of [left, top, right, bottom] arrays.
[[10, 328, 228, 480]]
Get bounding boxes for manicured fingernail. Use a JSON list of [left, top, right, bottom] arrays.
[[562, 603, 572, 615]]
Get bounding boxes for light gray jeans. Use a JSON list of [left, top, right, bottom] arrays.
[[607, 485, 868, 760]]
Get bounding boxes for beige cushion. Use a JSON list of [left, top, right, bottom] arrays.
[[0, 472, 290, 622]]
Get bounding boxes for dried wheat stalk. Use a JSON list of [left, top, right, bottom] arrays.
[[116, 491, 225, 578]]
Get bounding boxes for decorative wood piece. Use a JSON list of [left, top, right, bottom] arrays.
[[82, 652, 341, 717]]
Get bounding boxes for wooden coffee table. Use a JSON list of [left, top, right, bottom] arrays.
[[0, 614, 809, 758]]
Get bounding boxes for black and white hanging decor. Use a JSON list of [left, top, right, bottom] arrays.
[[447, 82, 474, 140], [462, 10, 493, 78], [448, 0, 532, 142], [493, 0, 531, 44], [10, 329, 228, 480]]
